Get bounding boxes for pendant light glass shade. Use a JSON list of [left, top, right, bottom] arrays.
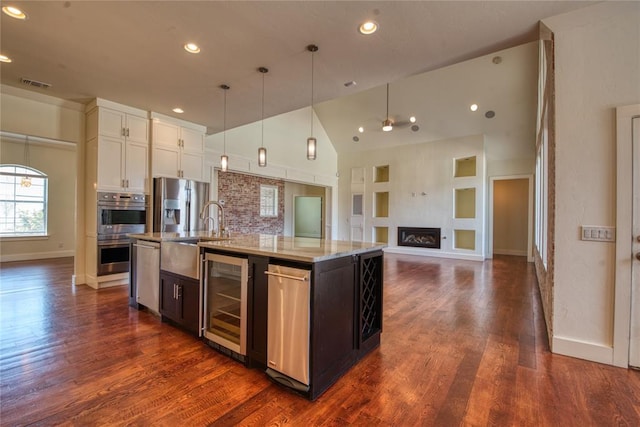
[[258, 67, 268, 167], [306, 44, 318, 160], [307, 137, 317, 160], [258, 147, 267, 167], [220, 84, 230, 172]]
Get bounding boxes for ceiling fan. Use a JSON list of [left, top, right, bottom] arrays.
[[378, 83, 416, 132]]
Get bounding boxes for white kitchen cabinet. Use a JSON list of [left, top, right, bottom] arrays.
[[86, 100, 150, 193], [151, 113, 205, 181]]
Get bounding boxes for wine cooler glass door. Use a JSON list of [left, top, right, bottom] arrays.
[[203, 253, 248, 355]]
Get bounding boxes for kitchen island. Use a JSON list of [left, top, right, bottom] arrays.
[[129, 232, 384, 400]]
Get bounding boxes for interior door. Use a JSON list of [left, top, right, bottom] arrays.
[[630, 116, 640, 368]]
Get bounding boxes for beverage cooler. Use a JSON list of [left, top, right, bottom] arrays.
[[202, 253, 248, 360]]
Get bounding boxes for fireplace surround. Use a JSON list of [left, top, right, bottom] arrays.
[[397, 227, 441, 249]]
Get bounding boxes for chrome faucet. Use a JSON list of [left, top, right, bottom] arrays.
[[199, 201, 226, 236]]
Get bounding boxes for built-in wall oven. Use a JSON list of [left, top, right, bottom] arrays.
[[97, 192, 147, 276]]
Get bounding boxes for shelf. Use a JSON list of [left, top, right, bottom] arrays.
[[209, 311, 240, 344], [374, 192, 389, 218], [374, 165, 389, 183], [373, 227, 388, 244], [454, 229, 476, 250], [216, 289, 241, 302], [454, 156, 476, 178], [454, 188, 476, 219]]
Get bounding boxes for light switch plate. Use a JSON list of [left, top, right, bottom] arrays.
[[581, 226, 615, 242]]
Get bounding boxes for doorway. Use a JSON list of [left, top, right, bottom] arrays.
[[293, 196, 322, 238], [614, 104, 640, 368], [488, 175, 533, 261]]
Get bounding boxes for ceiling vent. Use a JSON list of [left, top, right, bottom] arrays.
[[20, 77, 51, 89]]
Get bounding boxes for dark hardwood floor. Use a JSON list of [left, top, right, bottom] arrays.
[[1, 255, 639, 426]]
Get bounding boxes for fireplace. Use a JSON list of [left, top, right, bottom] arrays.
[[397, 227, 441, 249]]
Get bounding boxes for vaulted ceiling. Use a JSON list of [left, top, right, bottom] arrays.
[[0, 1, 594, 153]]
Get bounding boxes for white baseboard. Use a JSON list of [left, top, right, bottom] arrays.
[[493, 249, 528, 256], [552, 336, 614, 365], [383, 246, 484, 262], [72, 274, 86, 285], [0, 250, 75, 263]]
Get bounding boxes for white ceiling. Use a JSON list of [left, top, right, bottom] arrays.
[[0, 1, 594, 152]]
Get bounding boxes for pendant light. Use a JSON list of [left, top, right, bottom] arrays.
[[220, 84, 230, 172], [382, 83, 393, 132], [258, 67, 268, 167], [21, 136, 32, 188], [306, 44, 318, 160]]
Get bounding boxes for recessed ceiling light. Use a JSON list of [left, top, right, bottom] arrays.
[[0, 54, 12, 63], [358, 127, 364, 133], [344, 81, 357, 87], [184, 43, 200, 54], [470, 104, 479, 112], [359, 20, 378, 35], [2, 6, 27, 20], [409, 116, 416, 123], [172, 107, 184, 114]]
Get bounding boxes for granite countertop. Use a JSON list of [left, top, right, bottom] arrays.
[[198, 234, 386, 263], [129, 232, 385, 263], [128, 231, 229, 243]]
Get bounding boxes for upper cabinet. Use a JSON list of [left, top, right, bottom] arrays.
[[86, 99, 149, 194], [151, 113, 205, 181]]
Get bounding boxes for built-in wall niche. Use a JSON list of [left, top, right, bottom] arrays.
[[454, 229, 476, 250], [374, 165, 389, 183], [373, 192, 389, 218], [454, 188, 476, 218], [454, 156, 477, 178], [373, 226, 388, 244]]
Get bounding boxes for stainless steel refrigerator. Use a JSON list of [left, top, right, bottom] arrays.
[[153, 177, 210, 232]]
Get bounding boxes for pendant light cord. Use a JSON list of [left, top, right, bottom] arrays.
[[24, 136, 30, 167], [223, 88, 227, 154], [261, 70, 265, 148], [310, 49, 314, 136], [386, 83, 389, 120]]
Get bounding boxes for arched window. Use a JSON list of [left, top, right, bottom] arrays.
[[0, 164, 48, 236]]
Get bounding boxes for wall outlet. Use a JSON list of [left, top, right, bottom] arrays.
[[581, 226, 615, 242]]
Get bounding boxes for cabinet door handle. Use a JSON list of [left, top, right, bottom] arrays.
[[177, 285, 182, 299], [173, 283, 176, 299], [126, 179, 129, 188], [121, 128, 126, 137]]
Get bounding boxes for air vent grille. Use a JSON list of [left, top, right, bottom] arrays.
[[20, 78, 51, 89]]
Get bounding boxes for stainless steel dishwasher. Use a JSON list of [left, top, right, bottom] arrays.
[[133, 240, 160, 315], [265, 264, 311, 392]]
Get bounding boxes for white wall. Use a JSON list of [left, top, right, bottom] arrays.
[[338, 134, 487, 259], [0, 85, 85, 268], [543, 1, 640, 363], [206, 106, 339, 239]]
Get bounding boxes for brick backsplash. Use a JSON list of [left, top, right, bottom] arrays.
[[217, 171, 284, 235]]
